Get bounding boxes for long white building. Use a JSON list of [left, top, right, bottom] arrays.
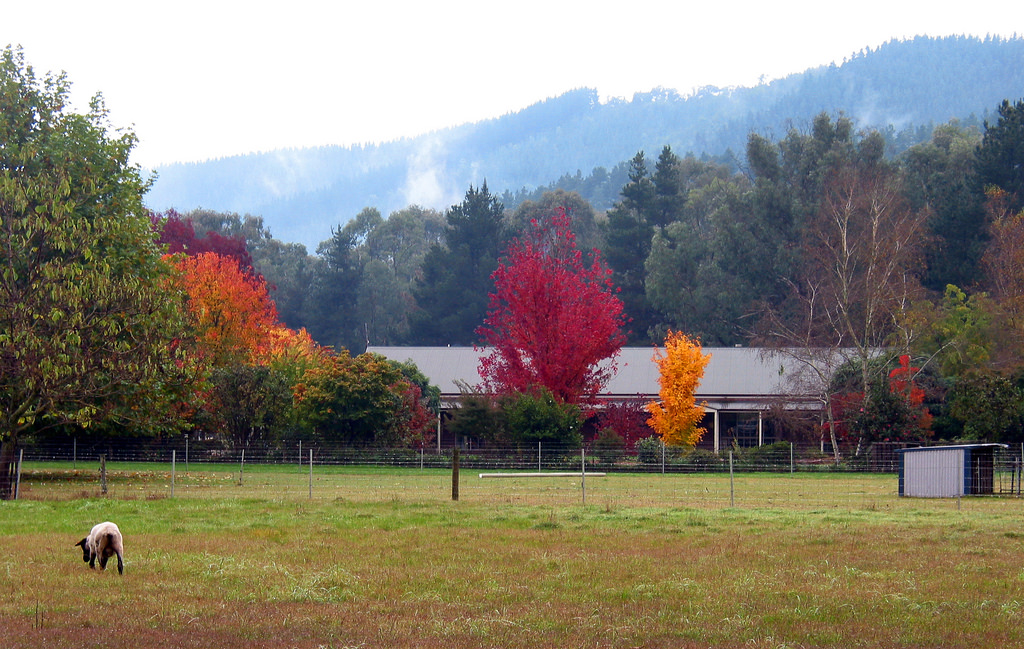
[[367, 346, 833, 451]]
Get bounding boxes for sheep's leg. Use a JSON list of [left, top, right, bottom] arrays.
[[89, 555, 96, 569], [116, 552, 124, 575], [99, 555, 108, 570]]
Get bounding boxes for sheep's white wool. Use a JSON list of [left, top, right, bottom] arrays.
[[75, 521, 124, 575]]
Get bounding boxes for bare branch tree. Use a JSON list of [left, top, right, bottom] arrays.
[[758, 160, 930, 460]]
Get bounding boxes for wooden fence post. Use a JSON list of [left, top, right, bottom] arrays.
[[452, 447, 460, 501]]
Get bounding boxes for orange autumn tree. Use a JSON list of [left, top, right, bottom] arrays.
[[646, 330, 711, 447], [171, 252, 280, 366], [170, 252, 337, 448], [262, 325, 329, 372]]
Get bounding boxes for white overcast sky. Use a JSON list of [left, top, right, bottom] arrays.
[[3, 1, 1021, 168]]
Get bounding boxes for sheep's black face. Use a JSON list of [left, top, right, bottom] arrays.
[[75, 538, 90, 562]]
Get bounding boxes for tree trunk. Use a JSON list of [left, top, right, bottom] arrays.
[[823, 400, 841, 464], [0, 439, 17, 501]]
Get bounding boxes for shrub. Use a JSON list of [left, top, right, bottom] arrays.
[[679, 448, 724, 472], [592, 428, 626, 464], [503, 387, 583, 447], [735, 442, 793, 471], [635, 435, 664, 465]]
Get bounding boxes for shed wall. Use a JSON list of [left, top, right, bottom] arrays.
[[902, 448, 965, 497]]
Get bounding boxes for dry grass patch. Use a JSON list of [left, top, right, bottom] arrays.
[[2, 470, 1024, 647]]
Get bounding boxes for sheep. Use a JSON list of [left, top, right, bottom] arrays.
[[75, 521, 124, 575]]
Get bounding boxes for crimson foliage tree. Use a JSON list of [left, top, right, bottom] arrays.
[[477, 207, 627, 404], [154, 209, 255, 274]]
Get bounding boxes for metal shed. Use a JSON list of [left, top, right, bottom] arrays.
[[896, 444, 1007, 497]]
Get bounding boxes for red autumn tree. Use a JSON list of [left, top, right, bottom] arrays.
[[827, 355, 934, 452], [594, 396, 654, 449], [476, 206, 627, 405], [154, 209, 256, 274], [886, 355, 934, 434]]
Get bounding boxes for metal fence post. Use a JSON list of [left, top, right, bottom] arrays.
[[581, 447, 586, 505], [729, 451, 734, 507]]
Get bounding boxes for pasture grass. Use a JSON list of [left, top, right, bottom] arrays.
[[2, 464, 1023, 647]]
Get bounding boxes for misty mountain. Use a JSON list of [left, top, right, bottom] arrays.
[[145, 35, 1024, 251]]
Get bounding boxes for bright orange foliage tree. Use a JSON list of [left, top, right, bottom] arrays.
[[171, 252, 280, 366], [646, 330, 711, 447], [262, 325, 328, 373]]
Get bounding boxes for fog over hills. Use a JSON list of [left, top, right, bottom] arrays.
[[145, 35, 1024, 250]]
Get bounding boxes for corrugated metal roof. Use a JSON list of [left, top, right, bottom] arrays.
[[367, 346, 821, 405]]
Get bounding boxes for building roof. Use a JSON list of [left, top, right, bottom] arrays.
[[367, 346, 826, 411]]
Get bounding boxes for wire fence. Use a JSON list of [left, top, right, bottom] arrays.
[[14, 437, 1024, 472], [9, 438, 1024, 510]]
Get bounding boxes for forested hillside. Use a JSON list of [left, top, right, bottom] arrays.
[[146, 35, 1024, 250]]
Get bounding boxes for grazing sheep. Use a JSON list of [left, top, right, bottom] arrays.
[[75, 521, 124, 575]]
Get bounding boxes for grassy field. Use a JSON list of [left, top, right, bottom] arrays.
[[2, 464, 1023, 648]]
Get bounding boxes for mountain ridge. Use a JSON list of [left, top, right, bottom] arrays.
[[145, 35, 1024, 250]]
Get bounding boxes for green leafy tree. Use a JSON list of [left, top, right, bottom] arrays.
[[294, 351, 424, 447], [948, 373, 1024, 443], [651, 145, 685, 228], [502, 387, 583, 448], [904, 284, 995, 377], [448, 386, 508, 446], [849, 356, 934, 448], [900, 122, 986, 290], [303, 217, 366, 352], [206, 363, 295, 449], [507, 189, 602, 253], [0, 47, 195, 497], [359, 206, 445, 345], [645, 162, 754, 344]]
